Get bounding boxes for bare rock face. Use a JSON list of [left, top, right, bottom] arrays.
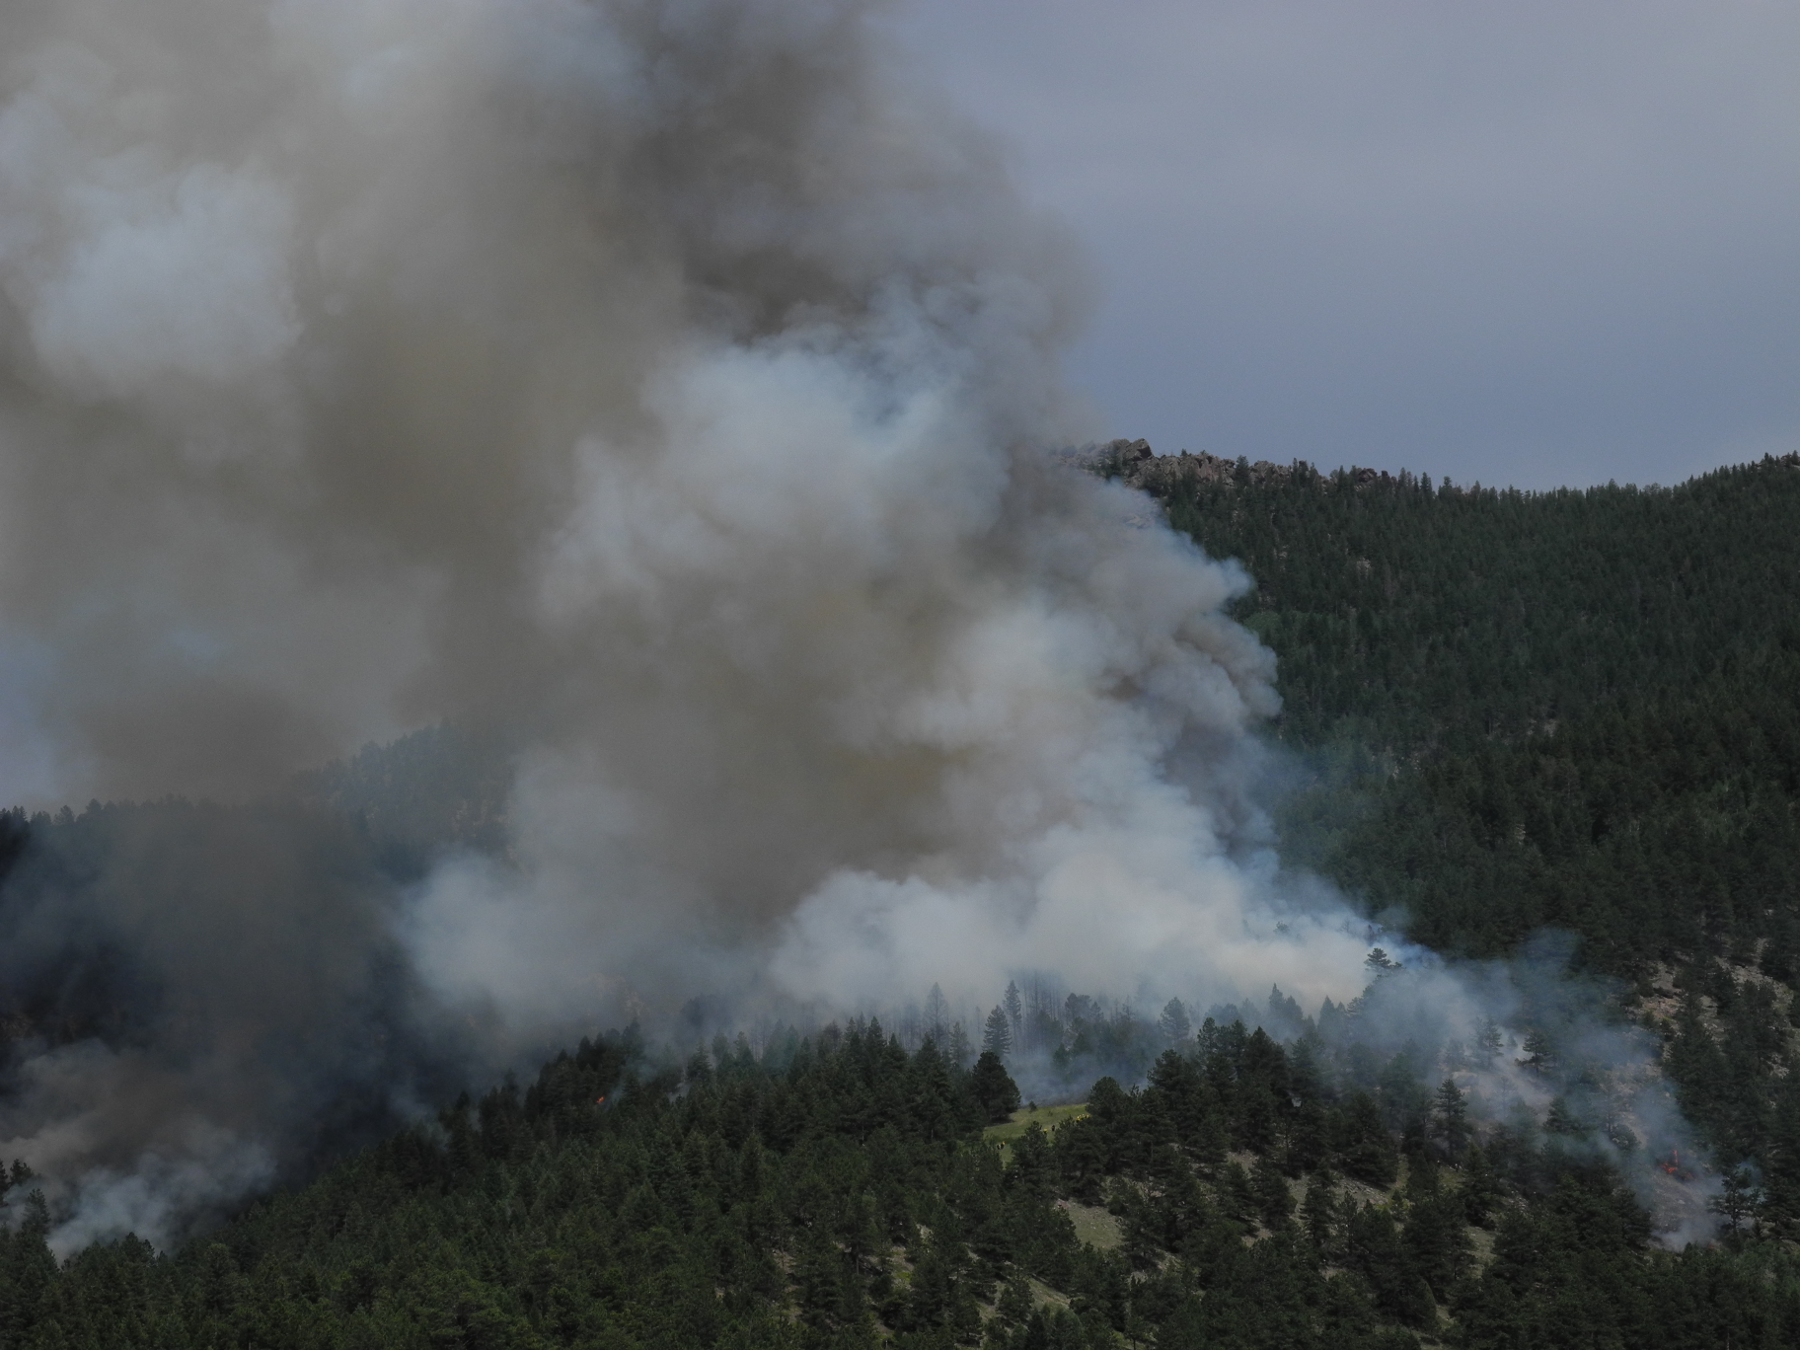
[[1056, 438, 1304, 495], [1064, 442, 1799, 501]]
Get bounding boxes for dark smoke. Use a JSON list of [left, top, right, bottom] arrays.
[[0, 1, 1714, 1250]]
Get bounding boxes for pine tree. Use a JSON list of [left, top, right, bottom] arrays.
[[1475, 1018, 1504, 1064], [946, 1020, 972, 1069], [1302, 1168, 1339, 1255], [1431, 1078, 1470, 1161], [1401, 1161, 1472, 1299], [1251, 1153, 1294, 1229], [970, 1051, 1021, 1125], [1157, 997, 1192, 1047], [1711, 1165, 1761, 1234], [1520, 1028, 1555, 1072], [1543, 1096, 1589, 1138], [1459, 1144, 1503, 1227], [995, 1273, 1033, 1329], [1758, 1083, 1800, 1238], [982, 1005, 1013, 1058], [1003, 981, 1023, 1042], [925, 983, 950, 1042]]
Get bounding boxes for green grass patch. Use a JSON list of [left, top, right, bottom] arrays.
[[984, 1101, 1088, 1143], [983, 1103, 1088, 1159], [1062, 1202, 1122, 1251]]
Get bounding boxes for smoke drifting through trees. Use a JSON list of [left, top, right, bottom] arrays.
[[0, 0, 1710, 1249]]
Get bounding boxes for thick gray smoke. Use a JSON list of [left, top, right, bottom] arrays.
[[0, 0, 1705, 1250]]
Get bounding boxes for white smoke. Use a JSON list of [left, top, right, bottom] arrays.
[[396, 335, 1372, 1034], [0, 0, 1706, 1251]]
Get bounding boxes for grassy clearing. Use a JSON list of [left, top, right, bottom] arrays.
[[1060, 1201, 1122, 1250], [983, 1102, 1088, 1148], [1468, 1226, 1496, 1272]]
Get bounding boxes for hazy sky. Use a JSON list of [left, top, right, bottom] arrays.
[[895, 1, 1800, 490]]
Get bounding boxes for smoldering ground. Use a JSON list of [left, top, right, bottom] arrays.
[[0, 0, 1715, 1250]]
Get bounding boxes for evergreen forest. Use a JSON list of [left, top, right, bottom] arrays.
[[3, 451, 1800, 1348]]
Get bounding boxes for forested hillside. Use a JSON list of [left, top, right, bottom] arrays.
[[1141, 447, 1800, 1205], [1151, 449, 1800, 976], [8, 1016, 1800, 1349], [3, 450, 1800, 1349]]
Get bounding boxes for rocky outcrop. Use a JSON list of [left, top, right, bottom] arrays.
[[1057, 438, 1315, 496], [1060, 440, 1800, 502]]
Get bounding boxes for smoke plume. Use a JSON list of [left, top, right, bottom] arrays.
[[0, 0, 1706, 1250]]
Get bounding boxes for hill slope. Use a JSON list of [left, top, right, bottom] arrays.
[[5, 450, 1800, 1348], [9, 1020, 1800, 1349], [1125, 446, 1800, 1185]]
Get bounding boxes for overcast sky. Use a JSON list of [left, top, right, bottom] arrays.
[[894, 1, 1800, 490]]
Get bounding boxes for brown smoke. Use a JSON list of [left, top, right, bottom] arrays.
[[0, 0, 1390, 1247]]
